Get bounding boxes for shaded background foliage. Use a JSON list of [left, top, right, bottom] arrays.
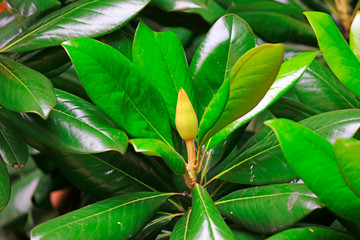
[[0, 0, 360, 239]]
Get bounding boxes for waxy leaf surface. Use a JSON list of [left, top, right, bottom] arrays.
[[267, 226, 356, 240], [1, 0, 150, 52], [0, 113, 29, 168], [208, 51, 318, 148], [0, 161, 10, 213], [3, 89, 128, 154], [266, 119, 360, 223], [130, 138, 186, 175], [334, 139, 360, 198], [211, 109, 360, 184], [305, 11, 360, 99], [216, 184, 322, 234], [133, 22, 191, 127], [63, 38, 174, 147], [185, 184, 235, 240], [198, 44, 284, 146], [31, 192, 173, 240], [292, 59, 360, 112], [190, 14, 256, 117], [0, 58, 56, 118], [350, 11, 360, 61]]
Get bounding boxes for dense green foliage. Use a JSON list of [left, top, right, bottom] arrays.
[[0, 0, 360, 239]]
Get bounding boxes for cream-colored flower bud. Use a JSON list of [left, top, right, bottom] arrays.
[[175, 88, 198, 141]]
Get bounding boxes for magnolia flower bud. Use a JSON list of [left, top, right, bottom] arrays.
[[175, 88, 198, 141]]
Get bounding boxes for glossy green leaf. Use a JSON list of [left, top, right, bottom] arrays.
[[266, 119, 360, 223], [0, 161, 10, 213], [269, 97, 320, 121], [198, 44, 284, 146], [130, 138, 186, 175], [3, 89, 128, 154], [0, 0, 60, 49], [49, 148, 175, 200], [211, 109, 360, 184], [291, 59, 360, 112], [170, 210, 191, 240], [350, 11, 360, 61], [190, 14, 256, 117], [305, 11, 360, 99], [216, 184, 323, 234], [230, 226, 264, 240], [0, 0, 150, 52], [132, 22, 191, 126], [267, 226, 356, 240], [0, 169, 42, 226], [186, 184, 235, 240], [151, 0, 207, 11], [334, 139, 360, 198], [227, 1, 316, 45], [0, 58, 56, 118], [62, 38, 174, 147], [31, 192, 173, 240], [132, 212, 180, 240], [208, 51, 318, 149], [0, 113, 28, 168]]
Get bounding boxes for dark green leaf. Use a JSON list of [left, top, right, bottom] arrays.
[[0, 0, 150, 52], [132, 21, 191, 126], [62, 38, 174, 147], [269, 97, 320, 121], [211, 109, 360, 184], [0, 161, 10, 212], [267, 226, 356, 240], [266, 119, 360, 223], [0, 0, 60, 49], [49, 149, 173, 200], [0, 169, 42, 226], [0, 113, 28, 168], [0, 58, 56, 118], [170, 210, 191, 240], [190, 14, 256, 117], [291, 59, 360, 112], [186, 184, 235, 240], [230, 226, 264, 240], [31, 192, 173, 240], [3, 89, 128, 154], [227, 1, 316, 45], [350, 12, 360, 61], [130, 138, 186, 175], [198, 44, 284, 146], [151, 0, 207, 11], [208, 51, 318, 149], [334, 139, 360, 198], [216, 184, 323, 234], [305, 11, 360, 99], [132, 212, 181, 240]]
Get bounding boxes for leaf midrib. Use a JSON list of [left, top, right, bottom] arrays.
[[38, 193, 171, 236], [0, 0, 99, 52]]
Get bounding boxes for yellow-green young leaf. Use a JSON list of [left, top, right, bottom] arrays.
[[31, 192, 173, 240], [198, 44, 284, 146], [305, 11, 360, 99], [350, 12, 360, 61], [334, 139, 360, 198], [266, 119, 360, 224]]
